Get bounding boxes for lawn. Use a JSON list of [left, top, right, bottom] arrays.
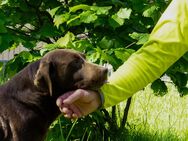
[[47, 82, 188, 141], [121, 82, 188, 141]]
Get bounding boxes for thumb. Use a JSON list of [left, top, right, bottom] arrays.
[[56, 91, 74, 107], [63, 89, 84, 104]]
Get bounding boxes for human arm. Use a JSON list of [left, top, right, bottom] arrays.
[[101, 0, 188, 108], [56, 0, 188, 117]]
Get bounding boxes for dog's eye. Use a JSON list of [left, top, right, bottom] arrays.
[[69, 58, 83, 70], [74, 59, 82, 66]]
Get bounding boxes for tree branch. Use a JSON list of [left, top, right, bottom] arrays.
[[120, 97, 132, 129], [6, 26, 53, 44]]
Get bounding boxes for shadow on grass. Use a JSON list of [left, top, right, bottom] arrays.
[[46, 121, 186, 141], [114, 127, 186, 141], [126, 132, 180, 141]]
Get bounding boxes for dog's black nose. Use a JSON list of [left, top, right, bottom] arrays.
[[101, 68, 108, 77], [103, 68, 108, 74], [101, 68, 108, 84]]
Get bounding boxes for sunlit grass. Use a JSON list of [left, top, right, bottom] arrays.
[[45, 82, 188, 141], [123, 82, 188, 140]]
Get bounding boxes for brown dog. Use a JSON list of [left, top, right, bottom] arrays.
[[0, 49, 107, 141]]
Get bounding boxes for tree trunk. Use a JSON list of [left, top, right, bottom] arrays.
[[120, 97, 132, 129]]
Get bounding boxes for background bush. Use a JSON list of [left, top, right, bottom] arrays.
[[0, 0, 188, 140]]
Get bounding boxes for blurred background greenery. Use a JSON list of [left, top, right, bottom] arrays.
[[0, 0, 188, 140]]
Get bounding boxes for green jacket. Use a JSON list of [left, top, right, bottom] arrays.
[[101, 0, 188, 108]]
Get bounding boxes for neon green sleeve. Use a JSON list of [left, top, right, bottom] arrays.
[[101, 0, 188, 108]]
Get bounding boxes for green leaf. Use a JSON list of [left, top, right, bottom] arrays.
[[73, 39, 93, 52], [0, 21, 7, 33], [39, 22, 60, 37], [9, 43, 18, 50], [69, 4, 90, 13], [40, 44, 59, 56], [4, 51, 40, 78], [143, 5, 158, 17], [0, 0, 8, 5], [94, 17, 106, 27], [98, 36, 113, 49], [143, 5, 159, 22], [100, 50, 120, 69], [114, 49, 135, 61], [109, 14, 124, 29], [129, 32, 149, 45], [131, 0, 146, 12], [87, 51, 101, 63], [49, 6, 60, 17], [56, 32, 75, 47], [151, 79, 168, 96], [80, 11, 98, 23], [19, 51, 37, 62], [0, 62, 4, 72], [167, 71, 188, 96], [117, 8, 132, 19], [168, 57, 188, 74], [178, 87, 188, 97], [112, 14, 124, 25], [90, 6, 112, 15], [183, 52, 188, 62], [171, 72, 187, 87], [0, 34, 14, 52], [67, 15, 81, 26], [0, 36, 2, 45], [22, 41, 36, 49], [54, 13, 70, 28], [0, 10, 6, 22]]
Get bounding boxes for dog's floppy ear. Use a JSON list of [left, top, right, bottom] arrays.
[[34, 59, 53, 96]]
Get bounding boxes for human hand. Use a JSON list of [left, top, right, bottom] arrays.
[[56, 89, 101, 119]]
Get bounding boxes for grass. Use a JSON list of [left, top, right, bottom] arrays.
[[47, 82, 188, 141], [122, 82, 188, 141]]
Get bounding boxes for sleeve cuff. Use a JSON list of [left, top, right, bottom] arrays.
[[97, 89, 105, 109]]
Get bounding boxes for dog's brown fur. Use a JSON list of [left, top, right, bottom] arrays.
[[0, 49, 107, 141]]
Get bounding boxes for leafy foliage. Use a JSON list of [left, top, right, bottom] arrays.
[[0, 0, 188, 140], [1, 0, 186, 94]]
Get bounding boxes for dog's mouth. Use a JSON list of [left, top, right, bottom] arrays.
[[74, 76, 108, 91], [73, 66, 108, 91]]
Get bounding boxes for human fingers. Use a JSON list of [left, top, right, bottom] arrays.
[[58, 103, 73, 118], [63, 89, 84, 104], [60, 104, 83, 119], [56, 91, 75, 107], [69, 104, 83, 118], [60, 106, 72, 115]]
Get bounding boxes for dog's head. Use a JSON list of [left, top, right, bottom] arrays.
[[34, 49, 107, 96]]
